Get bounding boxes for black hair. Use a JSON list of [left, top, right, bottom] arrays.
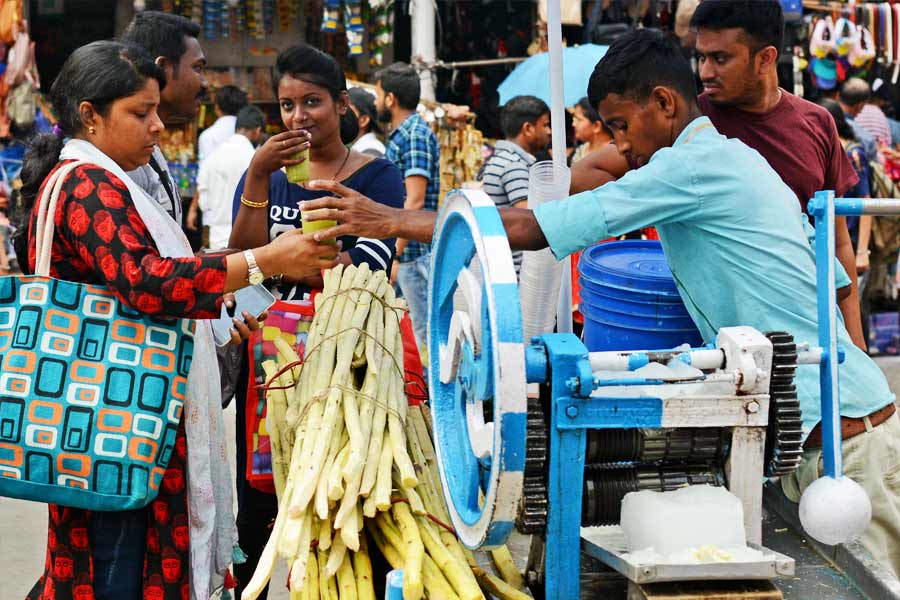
[[690, 0, 784, 54], [840, 78, 871, 107], [575, 95, 613, 139], [273, 44, 359, 145], [819, 98, 857, 141], [374, 63, 421, 111], [236, 105, 266, 131], [120, 11, 201, 76], [587, 29, 698, 107], [348, 86, 381, 135], [500, 95, 549, 139], [576, 96, 601, 123], [13, 40, 166, 268], [215, 85, 248, 116]]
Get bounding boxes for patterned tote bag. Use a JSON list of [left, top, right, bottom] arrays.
[[0, 160, 193, 511]]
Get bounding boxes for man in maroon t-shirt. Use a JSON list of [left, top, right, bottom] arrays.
[[570, 0, 865, 351]]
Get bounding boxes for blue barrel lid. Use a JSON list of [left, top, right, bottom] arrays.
[[579, 240, 680, 295]]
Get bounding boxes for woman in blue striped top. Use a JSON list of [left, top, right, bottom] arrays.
[[227, 44, 404, 600], [230, 44, 404, 301]]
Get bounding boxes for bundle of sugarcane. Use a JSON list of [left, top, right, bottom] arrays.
[[242, 263, 530, 600]]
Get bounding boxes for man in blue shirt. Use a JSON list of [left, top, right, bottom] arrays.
[[375, 63, 440, 348], [304, 30, 900, 575]]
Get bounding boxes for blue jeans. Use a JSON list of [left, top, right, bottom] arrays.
[[397, 252, 430, 349], [90, 508, 147, 599]]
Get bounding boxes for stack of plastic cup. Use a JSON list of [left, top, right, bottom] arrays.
[[519, 160, 571, 342]]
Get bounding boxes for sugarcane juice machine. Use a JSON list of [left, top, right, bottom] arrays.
[[425, 189, 875, 598]]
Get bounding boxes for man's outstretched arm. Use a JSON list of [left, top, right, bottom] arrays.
[[303, 180, 548, 252]]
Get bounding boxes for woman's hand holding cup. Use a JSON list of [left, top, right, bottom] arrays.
[[249, 129, 311, 177], [255, 228, 340, 280]]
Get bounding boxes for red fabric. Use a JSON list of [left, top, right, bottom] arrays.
[[23, 161, 228, 600], [699, 91, 859, 213], [401, 314, 427, 405], [26, 161, 227, 318]]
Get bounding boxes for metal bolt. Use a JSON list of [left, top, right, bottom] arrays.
[[565, 405, 579, 418], [565, 377, 580, 392], [746, 400, 760, 414]]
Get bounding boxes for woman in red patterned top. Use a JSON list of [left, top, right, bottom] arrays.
[[12, 41, 338, 600]]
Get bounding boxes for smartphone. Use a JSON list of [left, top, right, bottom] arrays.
[[212, 284, 276, 346]]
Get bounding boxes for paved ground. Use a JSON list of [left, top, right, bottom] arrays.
[[3, 357, 900, 600]]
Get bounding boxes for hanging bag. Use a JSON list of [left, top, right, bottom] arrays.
[[0, 160, 193, 511]]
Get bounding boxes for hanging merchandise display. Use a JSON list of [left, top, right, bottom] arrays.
[[344, 0, 364, 56], [802, 1, 900, 89], [368, 0, 394, 66], [421, 102, 485, 199], [322, 0, 340, 31]]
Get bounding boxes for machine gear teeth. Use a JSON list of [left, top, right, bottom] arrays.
[[764, 331, 804, 477], [517, 396, 549, 534]]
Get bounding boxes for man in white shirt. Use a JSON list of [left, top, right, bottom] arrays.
[[198, 85, 248, 161], [196, 106, 265, 249]]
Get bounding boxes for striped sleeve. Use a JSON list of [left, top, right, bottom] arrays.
[[348, 237, 393, 270], [501, 161, 530, 203], [347, 159, 405, 270]]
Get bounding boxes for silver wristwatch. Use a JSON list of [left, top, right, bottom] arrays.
[[244, 249, 265, 285]]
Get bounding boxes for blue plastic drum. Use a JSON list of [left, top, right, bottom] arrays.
[[578, 240, 703, 351]]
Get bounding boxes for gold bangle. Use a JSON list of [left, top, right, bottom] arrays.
[[241, 194, 269, 209]]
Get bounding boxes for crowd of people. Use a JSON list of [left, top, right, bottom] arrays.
[[6, 1, 900, 599]]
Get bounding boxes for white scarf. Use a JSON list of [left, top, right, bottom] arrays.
[[59, 140, 236, 600]]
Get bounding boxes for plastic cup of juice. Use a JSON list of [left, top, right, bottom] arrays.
[[285, 146, 310, 184], [301, 212, 337, 244]]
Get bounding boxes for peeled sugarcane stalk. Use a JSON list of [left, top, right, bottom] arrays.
[[471, 566, 533, 600], [369, 519, 460, 600], [353, 535, 376, 600], [303, 550, 319, 600], [241, 416, 309, 600], [261, 361, 288, 500], [286, 265, 342, 432], [315, 424, 345, 520], [372, 435, 394, 513], [490, 545, 525, 591], [325, 532, 348, 578], [289, 266, 364, 516], [359, 286, 400, 498], [417, 515, 484, 600], [335, 280, 388, 530], [287, 510, 314, 591], [387, 315, 418, 489], [318, 548, 339, 600], [339, 502, 360, 551], [327, 444, 349, 502], [393, 500, 425, 600], [336, 550, 358, 600], [273, 336, 301, 387]]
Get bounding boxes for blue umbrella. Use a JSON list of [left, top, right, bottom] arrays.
[[498, 44, 608, 107]]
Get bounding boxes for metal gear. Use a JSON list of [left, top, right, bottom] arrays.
[[517, 396, 549, 534], [763, 331, 804, 477]]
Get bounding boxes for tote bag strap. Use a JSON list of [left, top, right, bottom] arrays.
[[33, 160, 90, 277]]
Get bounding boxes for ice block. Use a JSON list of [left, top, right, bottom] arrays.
[[621, 485, 747, 555]]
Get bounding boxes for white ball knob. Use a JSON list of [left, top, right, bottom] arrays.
[[133, 0, 145, 11], [799, 475, 871, 546]]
